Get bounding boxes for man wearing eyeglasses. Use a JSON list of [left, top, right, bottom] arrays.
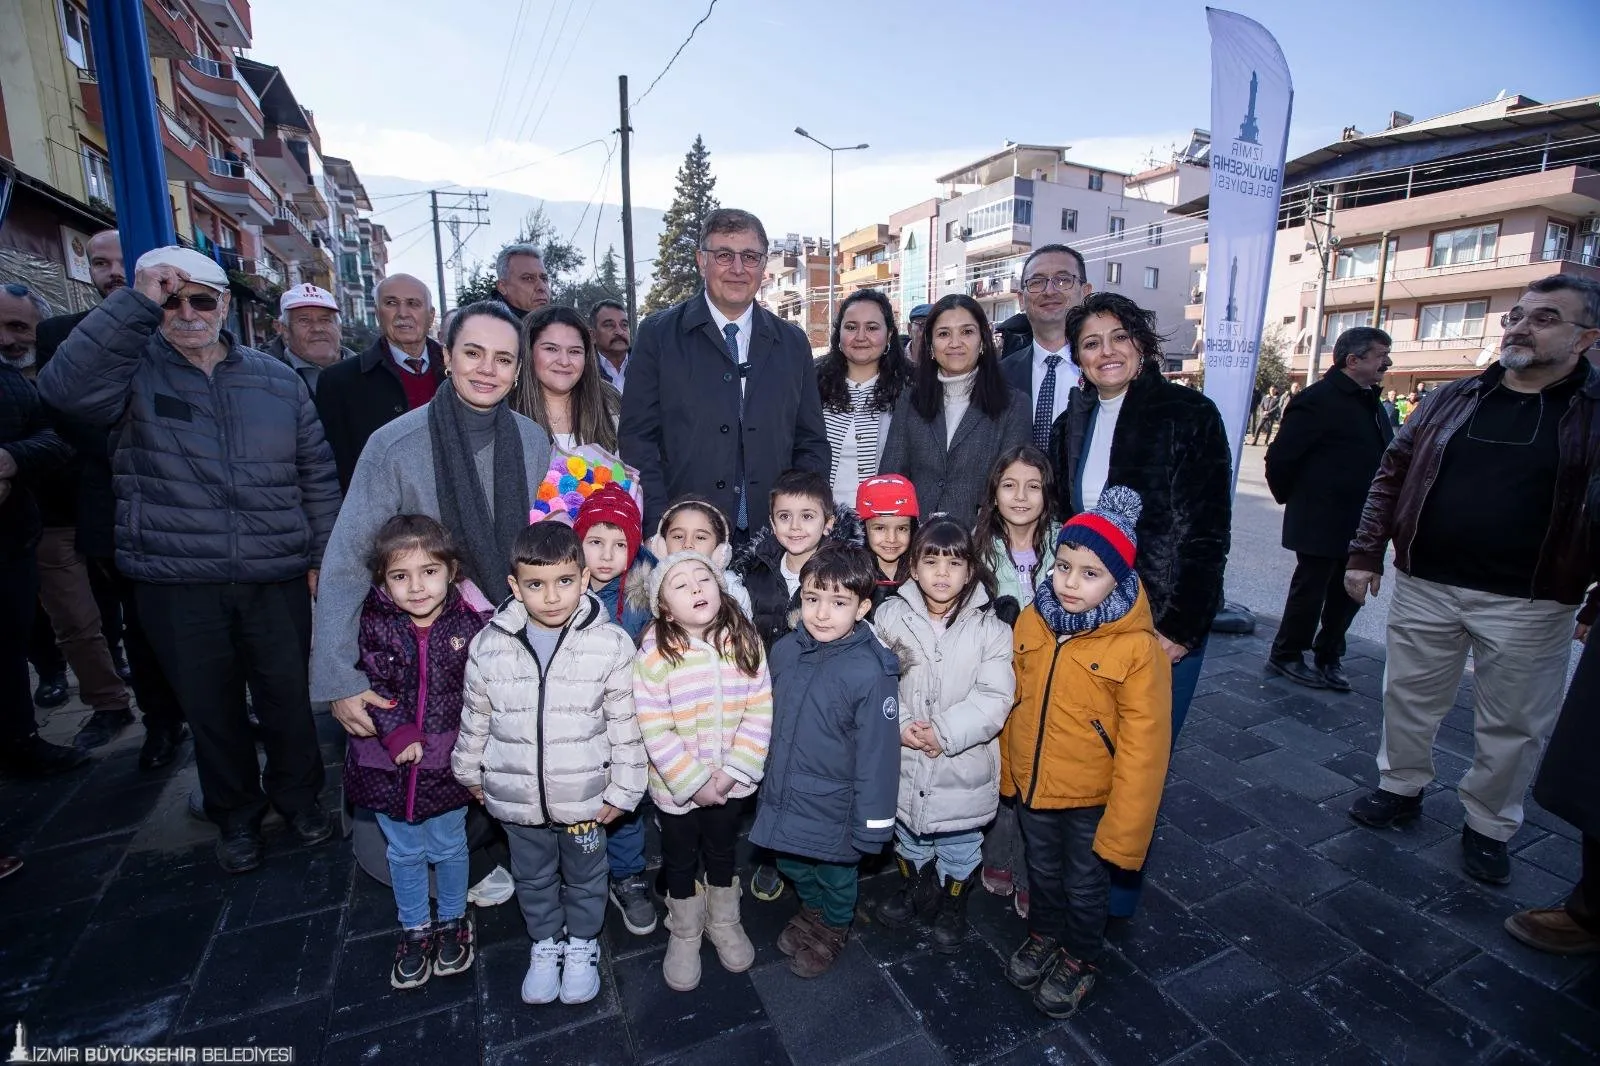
[[1001, 245, 1092, 453], [619, 208, 829, 536], [1344, 273, 1600, 887], [38, 246, 342, 875]]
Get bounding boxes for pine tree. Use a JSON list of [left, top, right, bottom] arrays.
[[594, 246, 623, 296], [643, 135, 719, 314]]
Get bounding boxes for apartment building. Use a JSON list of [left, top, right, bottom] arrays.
[[1180, 94, 1600, 394], [889, 197, 941, 324], [759, 233, 833, 351], [838, 223, 891, 295]]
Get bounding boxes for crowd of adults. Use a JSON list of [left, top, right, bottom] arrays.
[[0, 208, 1594, 954]]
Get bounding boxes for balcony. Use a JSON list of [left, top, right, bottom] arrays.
[[1302, 251, 1600, 308], [76, 68, 102, 128], [141, 0, 196, 59], [839, 223, 890, 259], [964, 224, 1031, 259], [157, 102, 209, 183], [840, 261, 891, 289], [263, 203, 317, 259], [252, 135, 312, 194], [175, 56, 264, 136], [191, 0, 252, 49], [194, 156, 277, 225]]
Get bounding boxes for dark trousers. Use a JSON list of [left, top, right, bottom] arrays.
[[1252, 414, 1278, 445], [1017, 803, 1108, 963], [1, 554, 40, 743], [136, 579, 323, 832], [774, 854, 858, 928], [94, 557, 181, 727], [28, 602, 63, 679], [1570, 834, 1599, 934], [1271, 552, 1361, 666], [659, 796, 744, 899]]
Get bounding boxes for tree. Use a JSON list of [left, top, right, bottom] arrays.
[[1193, 324, 1290, 393], [643, 135, 719, 314], [455, 206, 586, 308]]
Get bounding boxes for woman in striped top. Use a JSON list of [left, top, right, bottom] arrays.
[[633, 550, 773, 993], [817, 290, 913, 508]]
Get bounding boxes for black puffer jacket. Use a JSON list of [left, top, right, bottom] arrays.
[[0, 363, 70, 556], [731, 504, 862, 651], [1048, 359, 1232, 649], [36, 288, 341, 584]]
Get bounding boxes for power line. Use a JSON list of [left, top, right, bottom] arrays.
[[510, 0, 581, 142], [484, 0, 534, 142], [517, 0, 599, 145], [632, 0, 718, 108], [500, 0, 566, 145]]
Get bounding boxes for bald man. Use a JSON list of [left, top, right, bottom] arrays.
[[313, 273, 445, 489]]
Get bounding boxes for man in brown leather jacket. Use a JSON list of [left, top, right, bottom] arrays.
[[1343, 274, 1600, 886]]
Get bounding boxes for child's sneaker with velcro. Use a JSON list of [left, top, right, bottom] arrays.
[[432, 913, 475, 977], [561, 936, 602, 1004], [521, 938, 564, 1004], [390, 925, 433, 990]]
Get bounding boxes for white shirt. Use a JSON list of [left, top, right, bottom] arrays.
[[1081, 391, 1125, 511], [600, 353, 629, 394], [553, 431, 577, 452], [1031, 341, 1079, 425], [389, 342, 429, 374], [705, 295, 754, 397], [780, 557, 802, 599]]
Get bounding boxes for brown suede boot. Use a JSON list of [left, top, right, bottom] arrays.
[[703, 877, 756, 973], [662, 889, 706, 992], [777, 904, 821, 957], [789, 921, 848, 978]]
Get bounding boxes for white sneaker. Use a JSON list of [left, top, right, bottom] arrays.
[[560, 936, 601, 1004], [468, 865, 515, 907], [521, 938, 564, 1004]]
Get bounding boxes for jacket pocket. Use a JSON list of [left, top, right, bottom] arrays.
[[1089, 719, 1116, 757], [784, 772, 850, 848]]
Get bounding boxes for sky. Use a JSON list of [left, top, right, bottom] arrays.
[[246, 0, 1600, 296]]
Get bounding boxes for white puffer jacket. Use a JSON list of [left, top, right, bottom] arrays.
[[452, 592, 647, 826], [874, 582, 1016, 835]]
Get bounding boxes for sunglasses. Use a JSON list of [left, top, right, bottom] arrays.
[[162, 292, 220, 312]]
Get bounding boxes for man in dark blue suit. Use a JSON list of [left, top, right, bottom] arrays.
[[999, 244, 1092, 452]]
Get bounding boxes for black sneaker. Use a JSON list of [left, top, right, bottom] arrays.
[[1266, 654, 1327, 689], [1033, 950, 1097, 1019], [286, 804, 333, 847], [391, 925, 434, 989], [0, 733, 90, 778], [216, 828, 264, 875], [138, 722, 188, 772], [608, 874, 659, 935], [110, 646, 132, 684], [1317, 661, 1352, 693], [1349, 788, 1423, 829], [1005, 933, 1059, 990], [432, 913, 475, 977], [1462, 826, 1511, 885], [33, 674, 69, 710], [73, 707, 135, 750]]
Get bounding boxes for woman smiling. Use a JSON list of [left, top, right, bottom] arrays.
[[816, 290, 912, 507], [514, 306, 622, 453]]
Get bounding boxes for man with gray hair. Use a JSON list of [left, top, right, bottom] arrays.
[[493, 242, 551, 319], [267, 283, 354, 394]]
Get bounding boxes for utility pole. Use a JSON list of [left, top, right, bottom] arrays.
[[448, 218, 465, 302], [428, 190, 490, 311], [1371, 230, 1391, 327], [430, 190, 447, 314], [1306, 186, 1337, 385], [794, 128, 869, 332], [618, 75, 637, 327]]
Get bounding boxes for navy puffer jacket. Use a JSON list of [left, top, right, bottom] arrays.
[[36, 288, 341, 584]]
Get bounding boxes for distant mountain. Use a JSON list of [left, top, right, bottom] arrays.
[[363, 174, 666, 308]]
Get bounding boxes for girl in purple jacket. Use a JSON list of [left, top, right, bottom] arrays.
[[344, 514, 489, 990]]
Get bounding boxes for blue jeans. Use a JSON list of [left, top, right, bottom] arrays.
[[607, 799, 648, 879], [1108, 636, 1208, 918], [377, 808, 469, 929], [896, 824, 984, 881]]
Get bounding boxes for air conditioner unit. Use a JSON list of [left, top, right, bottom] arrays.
[[959, 228, 972, 241], [1582, 217, 1600, 236]]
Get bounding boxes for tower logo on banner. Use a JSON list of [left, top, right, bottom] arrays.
[[1201, 8, 1294, 488]]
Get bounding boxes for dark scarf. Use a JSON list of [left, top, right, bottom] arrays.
[[428, 382, 529, 592], [1033, 571, 1138, 638]]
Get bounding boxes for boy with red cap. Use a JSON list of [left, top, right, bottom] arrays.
[[575, 484, 650, 643], [855, 474, 919, 612], [997, 486, 1172, 1020]]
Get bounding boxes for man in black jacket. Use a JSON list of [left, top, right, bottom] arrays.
[[619, 208, 830, 537], [1264, 327, 1393, 691], [1000, 244, 1090, 451]]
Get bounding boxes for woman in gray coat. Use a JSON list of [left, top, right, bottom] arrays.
[[880, 294, 1031, 526]]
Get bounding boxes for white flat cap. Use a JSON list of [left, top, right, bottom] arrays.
[[133, 246, 230, 293]]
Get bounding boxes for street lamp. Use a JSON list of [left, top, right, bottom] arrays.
[[794, 127, 869, 333]]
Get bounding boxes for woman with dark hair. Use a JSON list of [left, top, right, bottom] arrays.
[[880, 294, 1032, 525], [1046, 290, 1231, 918], [514, 305, 622, 452], [817, 290, 912, 507]]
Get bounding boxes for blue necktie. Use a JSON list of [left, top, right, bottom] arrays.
[[1033, 355, 1062, 452], [724, 323, 747, 530]]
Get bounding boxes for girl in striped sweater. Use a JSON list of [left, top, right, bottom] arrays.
[[633, 550, 773, 993]]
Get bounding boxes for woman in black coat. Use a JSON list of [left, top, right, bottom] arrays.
[[880, 294, 1031, 527]]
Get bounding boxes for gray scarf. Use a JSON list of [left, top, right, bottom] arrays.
[[428, 383, 529, 592]]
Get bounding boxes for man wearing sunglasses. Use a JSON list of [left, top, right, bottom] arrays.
[[1344, 273, 1600, 887], [38, 245, 342, 874], [1001, 244, 1092, 454]]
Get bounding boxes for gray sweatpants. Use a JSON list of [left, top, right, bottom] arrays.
[[504, 821, 610, 941]]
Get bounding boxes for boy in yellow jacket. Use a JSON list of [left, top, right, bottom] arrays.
[[998, 486, 1172, 1018]]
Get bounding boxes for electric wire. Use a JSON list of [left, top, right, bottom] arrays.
[[632, 0, 718, 108]]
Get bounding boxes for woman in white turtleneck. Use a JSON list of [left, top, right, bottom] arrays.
[[880, 294, 1032, 526]]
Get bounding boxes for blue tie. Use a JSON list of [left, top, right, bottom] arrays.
[[1033, 355, 1062, 452], [724, 323, 747, 530]]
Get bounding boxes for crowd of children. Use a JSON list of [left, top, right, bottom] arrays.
[[342, 446, 1172, 1020]]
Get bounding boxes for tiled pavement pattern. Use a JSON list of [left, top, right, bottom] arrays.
[[2, 619, 1597, 1065]]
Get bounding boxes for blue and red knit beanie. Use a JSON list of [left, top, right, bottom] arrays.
[[1059, 486, 1141, 584]]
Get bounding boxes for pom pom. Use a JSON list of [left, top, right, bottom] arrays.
[[558, 474, 579, 494], [565, 456, 586, 477], [537, 482, 557, 501], [594, 466, 612, 485], [562, 491, 584, 511]]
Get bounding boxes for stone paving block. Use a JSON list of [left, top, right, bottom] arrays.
[[1214, 827, 1352, 905], [217, 839, 355, 931], [1143, 823, 1250, 907], [886, 947, 1054, 1064], [1522, 795, 1583, 842], [1310, 882, 1477, 986], [45, 900, 218, 1018], [1104, 884, 1231, 981], [326, 921, 479, 1039], [1319, 749, 1379, 790], [753, 948, 916, 1065], [1182, 714, 1280, 761], [0, 775, 74, 844], [1193, 882, 1356, 984], [93, 843, 222, 923], [1423, 885, 1598, 991], [840, 1034, 946, 1065], [1265, 690, 1374, 734], [1515, 833, 1583, 882], [961, 878, 1028, 959], [1225, 782, 1352, 847], [488, 1016, 637, 1066], [1157, 780, 1259, 845], [0, 831, 131, 916], [650, 1022, 791, 1065], [1169, 743, 1257, 799], [1240, 747, 1360, 802], [1248, 717, 1352, 763], [613, 946, 766, 1062], [475, 936, 619, 1050], [1063, 949, 1208, 1065], [853, 877, 942, 964], [1329, 719, 1382, 752], [1164, 1040, 1247, 1065], [1304, 953, 1494, 1066], [1430, 951, 1600, 1063], [1163, 949, 1366, 1065], [322, 1001, 479, 1066], [1479, 1045, 1543, 1066], [35, 778, 170, 846], [1313, 827, 1467, 907], [171, 998, 329, 1058], [27, 990, 185, 1049], [1414, 833, 1577, 910], [981, 1026, 1096, 1065], [0, 900, 96, 1001], [177, 907, 342, 1030]]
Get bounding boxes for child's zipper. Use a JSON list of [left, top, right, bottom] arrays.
[[405, 621, 430, 822]]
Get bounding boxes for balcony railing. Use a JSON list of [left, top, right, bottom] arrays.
[[189, 55, 225, 78], [273, 205, 314, 244], [1302, 250, 1598, 292], [157, 100, 201, 149]]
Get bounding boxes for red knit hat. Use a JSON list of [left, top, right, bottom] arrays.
[[574, 484, 643, 568], [855, 474, 920, 519]]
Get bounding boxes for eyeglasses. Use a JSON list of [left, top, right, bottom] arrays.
[[2, 283, 32, 298], [162, 293, 220, 312], [1022, 272, 1082, 294], [1501, 309, 1597, 330], [702, 248, 766, 270]]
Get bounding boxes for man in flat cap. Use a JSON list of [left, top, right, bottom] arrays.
[[266, 282, 353, 395], [38, 246, 342, 875]]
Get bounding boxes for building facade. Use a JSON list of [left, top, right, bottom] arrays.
[[759, 233, 833, 351]]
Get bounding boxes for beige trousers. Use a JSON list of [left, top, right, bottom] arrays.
[[35, 526, 129, 714], [1376, 572, 1575, 841]]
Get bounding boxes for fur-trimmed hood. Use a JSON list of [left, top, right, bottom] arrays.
[[733, 503, 864, 575]]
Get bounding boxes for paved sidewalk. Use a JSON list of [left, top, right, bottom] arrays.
[[1, 619, 1596, 1065]]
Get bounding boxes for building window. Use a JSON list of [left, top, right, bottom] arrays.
[[945, 220, 963, 242], [965, 197, 1033, 239], [1543, 222, 1572, 262], [1087, 171, 1104, 192], [1143, 267, 1159, 290], [59, 2, 93, 71], [1288, 252, 1302, 263], [1418, 300, 1488, 341], [81, 144, 113, 208], [1334, 237, 1398, 280], [1323, 309, 1387, 348], [1147, 223, 1163, 246], [1106, 261, 1122, 285], [1430, 223, 1498, 267], [1108, 216, 1125, 240], [1061, 208, 1077, 232]]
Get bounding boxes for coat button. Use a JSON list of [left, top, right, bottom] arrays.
[[1091, 663, 1099, 671], [723, 371, 733, 382], [716, 480, 726, 489], [720, 425, 729, 434]]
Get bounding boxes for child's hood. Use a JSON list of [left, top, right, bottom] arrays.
[[735, 503, 864, 575]]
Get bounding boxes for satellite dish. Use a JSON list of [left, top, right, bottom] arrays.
[[1475, 345, 1496, 367]]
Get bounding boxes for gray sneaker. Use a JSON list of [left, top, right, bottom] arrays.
[[608, 874, 659, 935]]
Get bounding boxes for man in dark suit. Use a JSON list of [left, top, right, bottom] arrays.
[[1263, 326, 1394, 691], [1000, 243, 1092, 452], [314, 274, 444, 490], [620, 208, 830, 536]]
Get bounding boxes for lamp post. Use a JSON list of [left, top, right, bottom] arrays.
[[794, 127, 868, 333]]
